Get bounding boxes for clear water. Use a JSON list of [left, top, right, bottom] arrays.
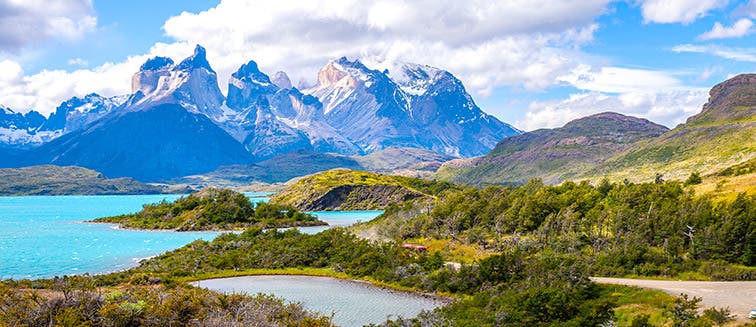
[[293, 210, 383, 234], [0, 194, 381, 280], [194, 275, 444, 327], [0, 193, 269, 280]]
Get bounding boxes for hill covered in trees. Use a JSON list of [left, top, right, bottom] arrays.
[[93, 188, 324, 231]]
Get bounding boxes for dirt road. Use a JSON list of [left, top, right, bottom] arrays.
[[592, 277, 756, 321]]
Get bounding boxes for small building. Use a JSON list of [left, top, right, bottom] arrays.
[[401, 244, 428, 252]]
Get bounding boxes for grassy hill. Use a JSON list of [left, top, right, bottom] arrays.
[[436, 112, 668, 186], [0, 165, 167, 195], [269, 169, 455, 210], [585, 74, 756, 183], [93, 188, 324, 231]]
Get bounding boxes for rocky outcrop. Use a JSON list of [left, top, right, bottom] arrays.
[[301, 184, 425, 211]]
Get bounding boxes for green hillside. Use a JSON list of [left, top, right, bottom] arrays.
[[0, 165, 167, 195], [269, 169, 455, 210], [585, 74, 756, 183], [436, 112, 668, 186]]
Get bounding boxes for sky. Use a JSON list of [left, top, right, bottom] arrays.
[[0, 0, 755, 131]]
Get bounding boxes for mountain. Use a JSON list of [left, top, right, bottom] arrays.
[[2, 46, 519, 183], [0, 165, 167, 195], [353, 147, 456, 172], [224, 60, 360, 159], [26, 104, 255, 181], [0, 106, 57, 147], [585, 74, 756, 182], [125, 45, 226, 120], [173, 149, 363, 187], [304, 58, 520, 157], [39, 93, 126, 133], [437, 112, 669, 186]]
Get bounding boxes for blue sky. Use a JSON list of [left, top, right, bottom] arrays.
[[1, 0, 755, 131]]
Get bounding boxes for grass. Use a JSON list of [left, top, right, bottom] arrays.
[[598, 284, 676, 326], [402, 237, 496, 264]]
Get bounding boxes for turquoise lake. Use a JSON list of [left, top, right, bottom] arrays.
[[0, 194, 381, 280]]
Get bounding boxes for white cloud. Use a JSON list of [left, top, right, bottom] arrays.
[[697, 18, 754, 40], [1, 0, 613, 115], [517, 89, 709, 131], [67, 58, 89, 67], [161, 0, 610, 95], [0, 42, 193, 115], [733, 0, 756, 18], [0, 0, 97, 51], [672, 44, 756, 62], [640, 0, 728, 24], [558, 65, 682, 93]]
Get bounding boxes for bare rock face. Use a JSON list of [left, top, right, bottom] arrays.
[[691, 73, 756, 124], [304, 184, 425, 211], [126, 45, 226, 120]]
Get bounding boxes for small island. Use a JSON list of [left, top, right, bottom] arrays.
[[91, 188, 326, 231]]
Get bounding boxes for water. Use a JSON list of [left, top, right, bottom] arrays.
[[0, 193, 269, 280], [0, 193, 381, 280], [294, 210, 383, 234], [194, 275, 445, 327]]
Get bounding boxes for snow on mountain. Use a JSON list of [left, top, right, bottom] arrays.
[[126, 45, 225, 120], [224, 60, 361, 159], [40, 93, 126, 133], [0, 105, 57, 147], [2, 46, 519, 166], [304, 57, 519, 157]]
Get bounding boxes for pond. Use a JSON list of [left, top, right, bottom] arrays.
[[193, 275, 446, 327]]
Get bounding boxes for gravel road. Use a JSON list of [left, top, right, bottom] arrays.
[[592, 277, 756, 321]]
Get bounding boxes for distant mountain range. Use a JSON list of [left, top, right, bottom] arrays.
[[0, 45, 519, 181], [438, 74, 756, 186]]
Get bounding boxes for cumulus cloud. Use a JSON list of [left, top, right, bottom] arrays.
[[558, 65, 682, 93], [1, 0, 614, 114], [672, 44, 756, 62], [640, 0, 728, 24], [517, 89, 709, 131], [161, 0, 610, 95], [0, 0, 97, 51], [0, 42, 194, 115], [697, 18, 754, 40], [513, 64, 710, 131]]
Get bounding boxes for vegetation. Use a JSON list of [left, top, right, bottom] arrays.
[[92, 188, 324, 231], [364, 179, 755, 280], [270, 169, 456, 210], [0, 165, 177, 196], [0, 275, 334, 326], [436, 112, 670, 186]]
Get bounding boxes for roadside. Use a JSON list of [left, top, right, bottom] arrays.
[[592, 277, 756, 321]]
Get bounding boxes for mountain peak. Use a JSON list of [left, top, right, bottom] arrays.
[[272, 71, 292, 89], [686, 73, 756, 125], [140, 57, 174, 71], [562, 112, 668, 135], [231, 60, 272, 86], [177, 44, 213, 73]]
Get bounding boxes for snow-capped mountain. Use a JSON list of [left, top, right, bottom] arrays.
[[304, 58, 520, 157], [1, 45, 520, 180], [40, 93, 127, 133], [224, 60, 361, 159], [0, 106, 58, 147], [125, 45, 226, 120]]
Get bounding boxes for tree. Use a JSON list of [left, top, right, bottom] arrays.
[[685, 172, 702, 186]]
